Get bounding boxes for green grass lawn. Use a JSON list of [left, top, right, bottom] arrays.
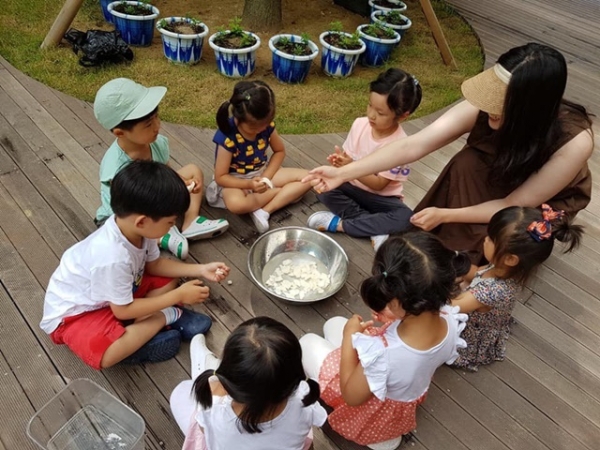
[[0, 0, 483, 134]]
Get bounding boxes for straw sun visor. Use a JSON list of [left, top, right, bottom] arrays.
[[461, 64, 512, 116]]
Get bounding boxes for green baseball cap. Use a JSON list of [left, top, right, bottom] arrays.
[[94, 78, 167, 130]]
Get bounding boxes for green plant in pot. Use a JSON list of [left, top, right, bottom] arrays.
[[319, 21, 366, 78], [156, 15, 209, 64], [208, 17, 261, 77], [268, 32, 319, 83]]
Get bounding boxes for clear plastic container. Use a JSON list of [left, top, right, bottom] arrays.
[[27, 379, 145, 450]]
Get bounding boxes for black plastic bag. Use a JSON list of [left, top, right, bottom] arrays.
[[64, 29, 134, 67]]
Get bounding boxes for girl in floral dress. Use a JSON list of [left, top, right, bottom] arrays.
[[300, 232, 471, 450], [452, 204, 583, 371]]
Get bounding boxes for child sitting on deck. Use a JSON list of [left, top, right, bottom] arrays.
[[307, 68, 422, 251], [206, 80, 312, 234], [40, 161, 230, 370], [451, 204, 583, 371], [300, 232, 469, 450], [94, 77, 229, 260]]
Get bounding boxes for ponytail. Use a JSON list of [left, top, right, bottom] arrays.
[[301, 378, 321, 407], [192, 369, 216, 409], [452, 251, 472, 278], [216, 100, 233, 134], [553, 214, 584, 253]]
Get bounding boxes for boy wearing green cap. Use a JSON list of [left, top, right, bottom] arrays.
[[94, 78, 229, 259]]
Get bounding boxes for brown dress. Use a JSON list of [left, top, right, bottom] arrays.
[[415, 107, 592, 263]]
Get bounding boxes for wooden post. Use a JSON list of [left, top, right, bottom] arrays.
[[41, 0, 84, 49], [419, 0, 457, 69]]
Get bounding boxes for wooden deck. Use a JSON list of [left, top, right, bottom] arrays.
[[1, 0, 599, 448]]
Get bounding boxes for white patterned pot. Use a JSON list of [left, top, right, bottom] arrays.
[[157, 18, 208, 64], [357, 24, 401, 67], [208, 31, 261, 78], [108, 1, 159, 47], [269, 34, 319, 84], [371, 10, 412, 38], [368, 0, 407, 15], [319, 32, 366, 78]]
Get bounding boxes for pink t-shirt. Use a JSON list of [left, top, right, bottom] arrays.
[[343, 117, 410, 197]]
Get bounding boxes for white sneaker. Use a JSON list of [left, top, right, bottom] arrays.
[[367, 437, 402, 450], [250, 209, 270, 234], [159, 226, 189, 260], [190, 334, 220, 379], [182, 216, 229, 240], [307, 211, 339, 232], [371, 234, 389, 252]]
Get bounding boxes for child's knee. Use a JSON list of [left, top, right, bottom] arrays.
[[181, 164, 203, 182]]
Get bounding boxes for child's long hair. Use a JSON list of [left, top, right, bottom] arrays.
[[487, 204, 583, 283], [192, 317, 320, 434], [370, 68, 422, 117], [360, 232, 471, 315], [216, 80, 276, 135]]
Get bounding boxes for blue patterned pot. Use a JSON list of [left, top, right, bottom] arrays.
[[108, 1, 159, 47], [208, 31, 261, 78], [269, 34, 319, 84], [157, 18, 208, 64], [368, 0, 407, 15], [319, 32, 365, 78], [100, 0, 113, 23], [371, 10, 412, 38], [357, 24, 401, 67]]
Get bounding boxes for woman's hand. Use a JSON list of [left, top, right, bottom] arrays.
[[343, 315, 374, 338], [302, 166, 345, 193], [410, 207, 448, 231], [199, 262, 230, 282]]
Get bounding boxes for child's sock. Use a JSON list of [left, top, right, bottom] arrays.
[[250, 208, 270, 234], [161, 306, 183, 325]]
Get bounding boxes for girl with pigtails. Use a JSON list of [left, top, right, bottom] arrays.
[[451, 204, 583, 371], [205, 80, 312, 234]]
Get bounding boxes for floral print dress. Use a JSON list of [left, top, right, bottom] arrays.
[[454, 264, 520, 371]]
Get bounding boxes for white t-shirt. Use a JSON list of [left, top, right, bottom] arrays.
[[343, 117, 410, 197], [196, 381, 327, 450], [40, 216, 160, 333], [352, 305, 468, 402]]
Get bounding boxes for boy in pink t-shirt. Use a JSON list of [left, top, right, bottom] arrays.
[[307, 69, 422, 251]]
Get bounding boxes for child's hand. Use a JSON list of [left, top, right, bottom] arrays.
[[187, 177, 202, 194], [343, 314, 374, 337], [327, 146, 353, 168], [250, 177, 268, 193], [177, 279, 210, 304], [200, 262, 230, 282]]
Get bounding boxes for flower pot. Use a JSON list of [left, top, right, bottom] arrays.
[[108, 1, 159, 47], [156, 18, 208, 64], [100, 0, 113, 23], [368, 0, 407, 15], [208, 31, 261, 78], [319, 32, 366, 78], [357, 24, 401, 67], [268, 34, 319, 84], [371, 10, 412, 38]]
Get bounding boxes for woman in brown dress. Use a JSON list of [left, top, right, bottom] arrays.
[[304, 43, 594, 262]]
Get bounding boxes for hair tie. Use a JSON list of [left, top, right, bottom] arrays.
[[213, 370, 217, 376], [413, 77, 419, 86], [244, 93, 251, 101], [382, 271, 388, 278], [527, 203, 565, 242], [455, 250, 459, 256]]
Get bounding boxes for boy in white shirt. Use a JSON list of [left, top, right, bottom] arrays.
[[40, 160, 230, 370]]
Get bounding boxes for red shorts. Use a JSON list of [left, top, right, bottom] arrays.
[[50, 274, 173, 369]]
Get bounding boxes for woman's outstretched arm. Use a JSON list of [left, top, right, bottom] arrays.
[[303, 101, 479, 192], [411, 129, 594, 229]]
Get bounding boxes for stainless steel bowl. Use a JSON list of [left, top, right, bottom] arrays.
[[248, 227, 349, 304]]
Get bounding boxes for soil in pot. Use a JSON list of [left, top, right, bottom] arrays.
[[274, 37, 313, 56], [113, 3, 153, 16], [361, 23, 397, 39], [379, 11, 410, 26], [372, 0, 404, 8], [162, 21, 205, 35], [323, 33, 363, 50], [213, 31, 257, 49]]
